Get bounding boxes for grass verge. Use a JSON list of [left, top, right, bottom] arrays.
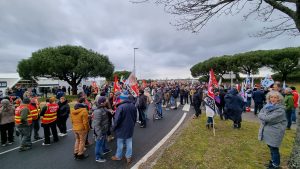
[[153, 117, 296, 169]]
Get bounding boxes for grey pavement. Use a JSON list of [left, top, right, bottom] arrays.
[[0, 103, 194, 169]]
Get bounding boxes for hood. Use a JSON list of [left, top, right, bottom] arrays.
[[229, 88, 238, 95], [72, 108, 85, 115], [74, 103, 86, 110], [1, 99, 10, 107]]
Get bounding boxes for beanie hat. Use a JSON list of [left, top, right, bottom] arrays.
[[22, 97, 31, 104], [98, 96, 106, 105]]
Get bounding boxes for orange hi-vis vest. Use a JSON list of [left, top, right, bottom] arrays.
[[28, 104, 40, 120], [41, 103, 59, 124], [15, 104, 32, 125]]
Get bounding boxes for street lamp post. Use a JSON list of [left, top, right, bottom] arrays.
[[134, 48, 138, 75]]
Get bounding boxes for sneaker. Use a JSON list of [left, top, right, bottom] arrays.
[[103, 149, 112, 155], [61, 133, 68, 137], [34, 137, 43, 141], [111, 156, 121, 161], [136, 121, 141, 124], [1, 144, 6, 147], [58, 133, 63, 136], [42, 143, 51, 146], [126, 157, 132, 164], [140, 125, 146, 128], [7, 142, 13, 145], [96, 158, 106, 163], [76, 154, 89, 160]]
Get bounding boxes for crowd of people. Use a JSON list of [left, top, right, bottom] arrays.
[[0, 80, 298, 168]]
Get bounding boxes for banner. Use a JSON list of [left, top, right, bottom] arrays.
[[125, 71, 139, 97], [206, 69, 217, 117], [261, 74, 274, 88]]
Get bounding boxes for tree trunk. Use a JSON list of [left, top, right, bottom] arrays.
[[71, 83, 77, 95], [281, 73, 288, 82]]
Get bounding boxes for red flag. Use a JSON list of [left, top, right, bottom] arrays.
[[208, 69, 218, 98], [113, 76, 121, 93]]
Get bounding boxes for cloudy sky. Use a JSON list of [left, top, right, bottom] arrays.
[[0, 0, 300, 79]]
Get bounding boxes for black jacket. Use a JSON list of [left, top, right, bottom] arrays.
[[58, 100, 70, 118]]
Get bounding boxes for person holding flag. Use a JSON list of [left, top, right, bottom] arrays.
[[204, 69, 218, 130]]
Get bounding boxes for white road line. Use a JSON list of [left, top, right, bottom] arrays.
[[131, 112, 187, 169], [182, 104, 190, 112], [0, 128, 73, 155]]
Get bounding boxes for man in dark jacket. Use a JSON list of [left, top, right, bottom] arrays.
[[252, 86, 265, 115], [136, 90, 147, 128], [111, 93, 137, 164], [192, 87, 203, 118], [57, 96, 70, 136], [224, 88, 244, 129]]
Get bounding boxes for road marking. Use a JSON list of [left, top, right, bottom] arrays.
[[0, 128, 73, 155], [182, 104, 190, 112], [131, 112, 187, 169]]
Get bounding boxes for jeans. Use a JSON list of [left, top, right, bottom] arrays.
[[268, 145, 280, 167], [115, 138, 132, 159], [17, 125, 32, 148], [74, 130, 87, 155], [42, 121, 59, 144], [207, 117, 213, 124], [246, 98, 251, 107], [291, 108, 296, 122], [286, 109, 292, 129], [155, 103, 163, 118], [95, 134, 109, 160]]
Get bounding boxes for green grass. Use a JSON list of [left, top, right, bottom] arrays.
[[153, 117, 296, 169]]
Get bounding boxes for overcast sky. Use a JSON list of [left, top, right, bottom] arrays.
[[0, 0, 300, 79]]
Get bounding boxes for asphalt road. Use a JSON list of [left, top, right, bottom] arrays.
[[0, 103, 194, 169]]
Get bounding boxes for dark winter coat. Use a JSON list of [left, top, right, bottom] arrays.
[[193, 89, 203, 106], [93, 107, 109, 140], [113, 100, 137, 139], [252, 90, 265, 104], [224, 88, 244, 121], [136, 94, 147, 110], [57, 100, 70, 118]]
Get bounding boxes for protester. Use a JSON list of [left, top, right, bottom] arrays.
[[15, 97, 32, 151], [57, 96, 70, 136], [252, 85, 265, 116], [136, 89, 147, 128], [111, 93, 137, 164], [28, 98, 42, 140], [224, 88, 244, 129], [40, 97, 59, 145], [0, 99, 15, 146], [290, 86, 298, 123], [93, 96, 112, 163], [153, 87, 163, 119], [192, 87, 203, 119], [258, 91, 287, 169], [71, 97, 89, 160], [284, 88, 294, 130]]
